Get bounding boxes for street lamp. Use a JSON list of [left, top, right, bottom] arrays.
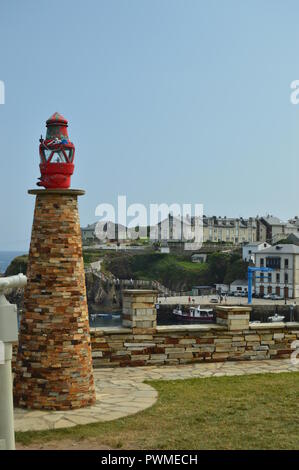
[[0, 274, 27, 450]]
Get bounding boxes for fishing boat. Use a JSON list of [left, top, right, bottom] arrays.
[[90, 313, 111, 321], [112, 313, 121, 320], [268, 313, 285, 323], [173, 305, 214, 322]]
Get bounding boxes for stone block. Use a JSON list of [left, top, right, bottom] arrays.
[[245, 335, 260, 342], [273, 333, 285, 340]]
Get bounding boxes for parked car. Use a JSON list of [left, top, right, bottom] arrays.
[[233, 291, 242, 297], [210, 297, 219, 303], [263, 294, 272, 300], [270, 294, 284, 301]]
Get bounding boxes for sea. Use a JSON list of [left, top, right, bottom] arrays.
[[0, 251, 25, 274]]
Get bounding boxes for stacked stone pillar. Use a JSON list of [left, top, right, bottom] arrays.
[[122, 290, 158, 333], [216, 306, 251, 330], [14, 189, 96, 410]]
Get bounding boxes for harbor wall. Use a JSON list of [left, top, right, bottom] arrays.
[[89, 297, 299, 368], [12, 294, 299, 370], [90, 324, 299, 368]]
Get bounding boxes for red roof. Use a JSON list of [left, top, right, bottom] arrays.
[[46, 112, 68, 126]]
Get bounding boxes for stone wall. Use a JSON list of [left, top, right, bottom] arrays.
[[89, 299, 299, 367], [12, 288, 299, 372], [90, 323, 299, 367]]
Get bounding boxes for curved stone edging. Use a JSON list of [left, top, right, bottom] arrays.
[[14, 359, 299, 432], [14, 378, 157, 432]]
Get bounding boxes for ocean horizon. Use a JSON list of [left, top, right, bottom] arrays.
[[0, 250, 26, 274]]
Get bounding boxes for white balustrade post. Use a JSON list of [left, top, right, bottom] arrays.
[[0, 274, 27, 450]]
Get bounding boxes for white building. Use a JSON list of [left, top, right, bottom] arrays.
[[230, 280, 248, 295], [191, 253, 207, 263], [242, 242, 271, 263], [215, 283, 229, 294], [255, 244, 299, 299], [81, 223, 97, 243]]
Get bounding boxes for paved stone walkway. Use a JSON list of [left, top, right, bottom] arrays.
[[14, 359, 299, 432]]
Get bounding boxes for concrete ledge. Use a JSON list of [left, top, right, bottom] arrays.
[[216, 306, 252, 313], [90, 322, 299, 334], [249, 321, 299, 330], [122, 289, 158, 295], [90, 327, 132, 334], [157, 324, 226, 333], [28, 189, 85, 196]]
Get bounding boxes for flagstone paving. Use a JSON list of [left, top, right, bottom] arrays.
[[14, 359, 299, 432]]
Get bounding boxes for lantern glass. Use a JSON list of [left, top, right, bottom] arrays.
[[53, 151, 68, 163], [42, 149, 52, 162], [64, 149, 71, 161]]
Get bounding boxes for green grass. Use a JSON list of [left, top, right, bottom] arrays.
[[16, 372, 299, 450], [176, 260, 207, 272]]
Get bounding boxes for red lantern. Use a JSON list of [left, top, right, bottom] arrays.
[[37, 112, 75, 189]]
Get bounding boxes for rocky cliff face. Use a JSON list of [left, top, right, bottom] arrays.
[[85, 271, 122, 312], [6, 270, 122, 314]]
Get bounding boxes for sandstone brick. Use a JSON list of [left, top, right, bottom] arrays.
[[179, 338, 196, 344], [273, 333, 285, 340], [245, 335, 260, 342]]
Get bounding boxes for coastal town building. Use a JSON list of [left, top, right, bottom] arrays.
[[81, 222, 97, 243], [242, 242, 271, 263], [255, 244, 299, 299], [230, 279, 249, 295], [257, 215, 299, 244], [215, 283, 230, 294], [82, 214, 299, 247], [152, 215, 257, 245]]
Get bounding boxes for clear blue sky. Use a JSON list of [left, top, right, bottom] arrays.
[[1, 0, 299, 251]]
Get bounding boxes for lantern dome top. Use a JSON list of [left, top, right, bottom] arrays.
[[37, 112, 75, 189], [46, 112, 68, 127]]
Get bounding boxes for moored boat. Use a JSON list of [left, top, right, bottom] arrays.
[[268, 313, 285, 323], [173, 305, 214, 322]]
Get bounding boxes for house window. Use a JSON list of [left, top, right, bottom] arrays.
[[285, 273, 289, 283], [266, 257, 281, 269], [268, 273, 272, 282], [260, 258, 264, 267], [276, 273, 280, 283], [285, 259, 289, 269]]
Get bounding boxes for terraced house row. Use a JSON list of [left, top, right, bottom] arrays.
[[82, 214, 299, 246]]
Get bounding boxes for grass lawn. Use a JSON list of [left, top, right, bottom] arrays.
[[16, 372, 299, 450]]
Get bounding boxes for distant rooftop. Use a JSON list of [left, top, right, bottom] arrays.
[[261, 215, 285, 226], [231, 279, 248, 286], [258, 244, 299, 255]]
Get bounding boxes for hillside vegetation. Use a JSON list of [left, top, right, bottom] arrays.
[[103, 251, 248, 290], [5, 249, 248, 291], [5, 255, 28, 277]]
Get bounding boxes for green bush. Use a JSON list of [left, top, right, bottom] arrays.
[[5, 255, 28, 276]]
